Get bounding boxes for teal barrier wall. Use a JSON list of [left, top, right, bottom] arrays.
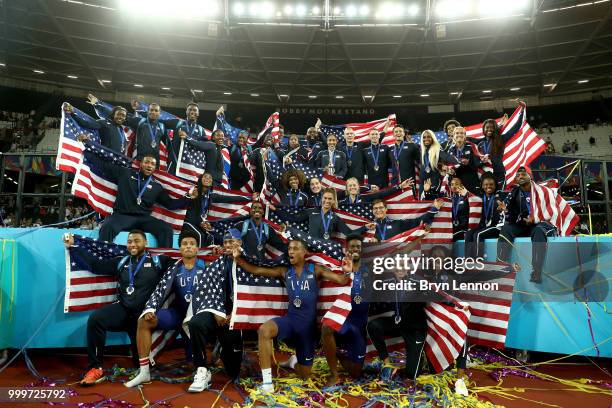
[[0, 228, 610, 357]]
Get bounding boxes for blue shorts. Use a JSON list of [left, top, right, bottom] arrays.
[[335, 321, 367, 364], [155, 308, 185, 331], [273, 316, 316, 366]]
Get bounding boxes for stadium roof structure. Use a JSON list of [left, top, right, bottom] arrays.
[[1, 0, 611, 108]]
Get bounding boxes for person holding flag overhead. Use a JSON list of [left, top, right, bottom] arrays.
[[62, 101, 129, 155], [250, 133, 282, 192], [363, 198, 443, 242], [124, 229, 210, 388], [229, 238, 351, 393], [133, 101, 215, 175], [62, 230, 174, 386], [183, 129, 228, 187]]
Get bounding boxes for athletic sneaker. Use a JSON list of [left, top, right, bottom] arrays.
[[455, 378, 469, 396], [188, 367, 211, 392], [279, 354, 297, 369], [80, 367, 105, 386], [256, 382, 274, 394]]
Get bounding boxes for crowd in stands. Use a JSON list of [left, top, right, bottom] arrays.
[[0, 110, 61, 152]]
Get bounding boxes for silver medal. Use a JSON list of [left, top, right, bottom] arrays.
[[137, 198, 142, 205], [293, 298, 302, 308], [374, 165, 379, 171], [238, 162, 244, 168], [184, 293, 192, 302], [151, 139, 157, 148], [126, 286, 135, 295], [425, 166, 431, 173], [394, 315, 402, 324], [323, 233, 330, 240], [347, 160, 352, 167], [453, 220, 459, 226], [354, 295, 362, 304], [257, 245, 264, 251]]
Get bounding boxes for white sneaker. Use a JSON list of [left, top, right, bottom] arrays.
[[455, 378, 469, 396], [279, 354, 297, 369], [188, 367, 212, 392], [257, 382, 274, 394], [124, 370, 150, 388]]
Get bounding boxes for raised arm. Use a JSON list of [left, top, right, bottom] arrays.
[[315, 261, 350, 285], [232, 247, 286, 278], [63, 234, 121, 275]]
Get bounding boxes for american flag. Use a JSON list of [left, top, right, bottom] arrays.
[[175, 139, 207, 182], [249, 112, 280, 146], [459, 262, 517, 349], [64, 235, 217, 313], [64, 236, 217, 359], [530, 181, 579, 236], [501, 105, 547, 187], [319, 115, 397, 145], [57, 106, 101, 173], [425, 302, 471, 373], [69, 142, 194, 232], [206, 187, 254, 221], [229, 230, 352, 332], [214, 113, 244, 145]]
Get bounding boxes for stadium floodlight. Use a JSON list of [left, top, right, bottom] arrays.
[[333, 6, 341, 14], [420, 94, 429, 97], [283, 5, 293, 15], [450, 91, 460, 95], [544, 83, 555, 87], [408, 4, 419, 16], [192, 89, 203, 93], [436, 0, 472, 19], [336, 95, 344, 99], [100, 79, 111, 83], [578, 79, 589, 84], [312, 6, 320, 14], [33, 69, 45, 74], [67, 75, 78, 79], [279, 94, 289, 97], [134, 84, 144, 88], [482, 89, 492, 93], [250, 93, 259, 97], [162, 87, 171, 90], [477, 0, 529, 16], [223, 92, 232, 95], [119, 0, 219, 19], [308, 95, 317, 99], [510, 87, 521, 91], [296, 4, 307, 16], [393, 95, 402, 98], [346, 5, 357, 17], [260, 2, 275, 16], [233, 2, 245, 15], [0, 63, 6, 67]]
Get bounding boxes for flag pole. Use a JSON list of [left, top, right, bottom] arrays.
[[176, 138, 185, 177]]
